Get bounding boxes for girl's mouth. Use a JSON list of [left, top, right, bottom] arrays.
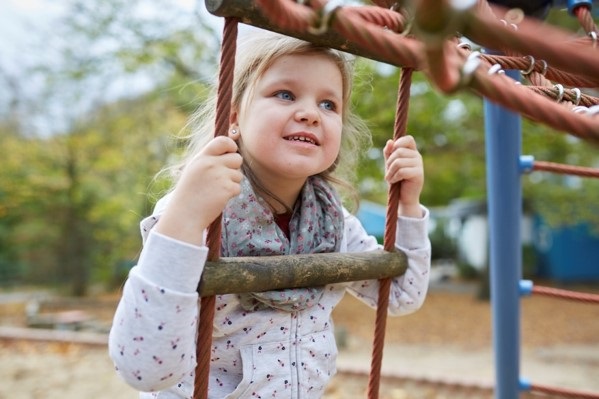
[[284, 132, 320, 146]]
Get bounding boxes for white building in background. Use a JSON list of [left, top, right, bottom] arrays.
[[444, 199, 533, 271], [357, 198, 533, 272]]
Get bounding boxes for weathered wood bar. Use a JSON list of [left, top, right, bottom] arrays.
[[198, 249, 407, 296]]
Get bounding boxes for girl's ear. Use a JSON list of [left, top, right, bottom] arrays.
[[229, 109, 240, 140], [230, 109, 239, 126]]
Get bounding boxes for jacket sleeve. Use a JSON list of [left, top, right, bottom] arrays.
[[108, 210, 209, 392], [344, 206, 431, 316]]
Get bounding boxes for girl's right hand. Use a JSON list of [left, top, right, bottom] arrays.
[[155, 135, 243, 246]]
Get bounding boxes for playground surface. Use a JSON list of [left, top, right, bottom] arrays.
[[1, 279, 598, 398]]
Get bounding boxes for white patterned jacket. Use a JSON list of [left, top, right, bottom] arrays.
[[108, 198, 431, 399]]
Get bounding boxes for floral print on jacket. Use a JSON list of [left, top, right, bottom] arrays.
[[108, 199, 431, 399]]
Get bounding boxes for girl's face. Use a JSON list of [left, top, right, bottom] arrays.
[[234, 53, 344, 188]]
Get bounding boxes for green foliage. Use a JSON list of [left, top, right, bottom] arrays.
[[0, 92, 197, 294], [521, 119, 599, 233], [1, 1, 598, 296], [0, 0, 217, 295], [352, 60, 487, 207], [428, 216, 458, 261]]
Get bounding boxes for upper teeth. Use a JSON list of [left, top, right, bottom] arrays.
[[287, 136, 315, 144]]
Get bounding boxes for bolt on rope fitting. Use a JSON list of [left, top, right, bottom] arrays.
[[487, 63, 504, 75], [554, 84, 564, 103], [450, 0, 477, 11], [589, 31, 597, 48], [500, 19, 519, 31], [539, 59, 547, 75], [520, 55, 548, 77], [521, 55, 535, 75], [571, 88, 582, 106], [307, 0, 343, 35], [459, 51, 482, 87], [457, 41, 472, 51]]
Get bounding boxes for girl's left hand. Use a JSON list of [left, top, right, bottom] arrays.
[[383, 135, 424, 218]]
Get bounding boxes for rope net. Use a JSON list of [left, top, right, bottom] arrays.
[[205, 0, 599, 143], [197, 1, 599, 398]]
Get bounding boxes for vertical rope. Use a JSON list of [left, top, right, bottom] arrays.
[[367, 67, 413, 399], [573, 5, 598, 36], [193, 17, 238, 399]]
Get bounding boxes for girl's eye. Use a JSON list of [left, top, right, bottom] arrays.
[[320, 100, 337, 112], [275, 90, 294, 101]]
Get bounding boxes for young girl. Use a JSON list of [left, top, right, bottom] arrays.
[[109, 30, 431, 399]]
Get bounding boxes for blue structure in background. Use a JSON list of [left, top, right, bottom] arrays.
[[359, 38, 598, 399], [356, 201, 387, 239], [534, 217, 599, 282], [484, 68, 523, 399], [355, 2, 599, 397], [478, 1, 597, 396]]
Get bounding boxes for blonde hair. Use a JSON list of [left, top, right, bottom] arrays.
[[169, 29, 371, 211]]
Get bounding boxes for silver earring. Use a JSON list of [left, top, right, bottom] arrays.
[[231, 129, 238, 135]]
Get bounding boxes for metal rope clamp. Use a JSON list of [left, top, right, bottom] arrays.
[[308, 0, 343, 35], [459, 50, 482, 88]]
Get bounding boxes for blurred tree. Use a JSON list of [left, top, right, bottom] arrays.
[[0, 0, 217, 295], [1, 1, 597, 296], [50, 95, 189, 295], [34, 0, 220, 129]]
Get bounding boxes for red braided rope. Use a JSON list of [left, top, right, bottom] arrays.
[[529, 87, 599, 107], [193, 17, 238, 399], [465, 3, 599, 80], [530, 382, 599, 398], [532, 285, 599, 304], [331, 6, 423, 68], [348, 5, 410, 34], [532, 161, 599, 178], [254, 0, 424, 68], [573, 5, 598, 36], [367, 67, 413, 399], [211, 0, 599, 143], [480, 54, 599, 88], [468, 67, 599, 143]]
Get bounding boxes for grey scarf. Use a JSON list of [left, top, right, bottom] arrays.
[[221, 176, 344, 311]]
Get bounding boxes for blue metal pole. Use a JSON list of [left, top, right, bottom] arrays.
[[483, 68, 523, 399]]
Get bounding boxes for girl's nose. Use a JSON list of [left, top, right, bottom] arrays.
[[294, 103, 320, 125]]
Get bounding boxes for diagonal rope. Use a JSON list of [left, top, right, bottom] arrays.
[[367, 67, 413, 399], [193, 17, 238, 399], [531, 160, 599, 178], [532, 285, 599, 304], [530, 382, 599, 398], [573, 5, 598, 36]]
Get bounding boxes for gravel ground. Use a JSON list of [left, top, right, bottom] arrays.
[[1, 280, 598, 398]]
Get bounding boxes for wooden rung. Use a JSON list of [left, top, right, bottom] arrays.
[[198, 249, 407, 296], [205, 0, 395, 66]]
